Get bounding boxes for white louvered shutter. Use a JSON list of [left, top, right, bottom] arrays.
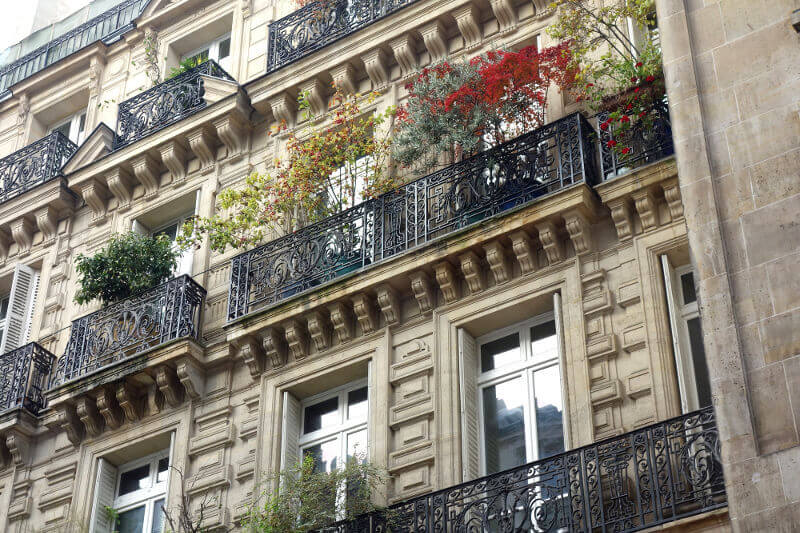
[[458, 328, 480, 481], [553, 291, 571, 447], [23, 269, 40, 344], [281, 391, 302, 474], [0, 264, 38, 354], [89, 458, 118, 533], [661, 255, 689, 413], [175, 191, 201, 277]]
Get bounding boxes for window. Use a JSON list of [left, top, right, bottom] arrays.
[[181, 33, 231, 71], [49, 110, 87, 145], [662, 257, 711, 412], [459, 295, 566, 479], [321, 155, 373, 214], [0, 264, 40, 355]]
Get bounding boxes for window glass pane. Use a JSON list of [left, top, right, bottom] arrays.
[[303, 396, 339, 433], [77, 113, 87, 139], [0, 297, 9, 320], [304, 438, 339, 473], [480, 333, 520, 372], [53, 121, 70, 138], [347, 387, 368, 421], [530, 321, 557, 364], [533, 365, 565, 459], [117, 505, 146, 533], [152, 498, 166, 533], [218, 37, 231, 60], [185, 49, 209, 66], [680, 272, 697, 305], [118, 464, 151, 496], [156, 457, 169, 484], [347, 428, 368, 460], [687, 317, 712, 407], [482, 377, 526, 474], [154, 223, 179, 242]]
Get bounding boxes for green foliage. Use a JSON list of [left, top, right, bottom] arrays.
[[167, 56, 205, 80], [104, 505, 120, 533], [74, 232, 180, 306], [243, 454, 392, 533]]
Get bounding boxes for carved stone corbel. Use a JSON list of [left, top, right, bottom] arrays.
[[155, 365, 184, 407], [327, 302, 354, 343], [130, 153, 160, 198], [389, 34, 417, 78], [159, 140, 188, 187], [0, 229, 11, 263], [535, 220, 564, 265], [490, 0, 517, 31], [662, 181, 683, 220], [10, 218, 34, 256], [116, 381, 143, 422], [434, 261, 460, 304], [375, 285, 400, 326], [631, 189, 658, 231], [35, 206, 58, 245], [5, 432, 30, 465], [352, 293, 378, 334], [213, 112, 249, 157], [330, 63, 358, 95], [187, 126, 218, 172], [284, 319, 310, 360], [419, 21, 447, 61], [453, 4, 481, 49], [96, 387, 124, 430], [509, 231, 537, 274], [57, 404, 84, 445], [459, 251, 485, 294], [177, 359, 203, 400], [483, 241, 511, 284], [238, 335, 266, 378], [269, 92, 297, 127], [306, 311, 332, 351], [263, 328, 288, 368], [564, 210, 593, 255], [607, 198, 634, 241], [361, 48, 390, 88], [409, 271, 434, 313], [299, 78, 328, 116], [106, 167, 135, 211], [76, 396, 104, 437]]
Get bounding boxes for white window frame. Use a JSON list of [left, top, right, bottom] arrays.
[[476, 311, 566, 476], [49, 109, 87, 145], [111, 450, 170, 533], [0, 295, 9, 349], [181, 33, 231, 70], [323, 155, 374, 213]]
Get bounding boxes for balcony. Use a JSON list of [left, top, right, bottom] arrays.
[[113, 60, 236, 149], [51, 275, 206, 387], [0, 343, 55, 415], [0, 131, 77, 205], [0, 0, 149, 95], [227, 112, 598, 321], [320, 407, 726, 532], [598, 103, 674, 180], [267, 0, 421, 73]]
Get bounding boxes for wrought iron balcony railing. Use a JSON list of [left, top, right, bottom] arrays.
[[227, 113, 598, 321], [50, 275, 206, 387], [113, 60, 235, 149], [319, 407, 726, 533], [598, 102, 674, 180], [267, 0, 420, 73], [0, 131, 77, 205], [0, 0, 149, 95], [0, 343, 55, 415]]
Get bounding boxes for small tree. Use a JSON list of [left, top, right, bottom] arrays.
[[244, 455, 391, 533], [74, 232, 179, 306]]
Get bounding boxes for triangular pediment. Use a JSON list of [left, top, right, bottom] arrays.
[[62, 123, 115, 174], [141, 0, 172, 18]]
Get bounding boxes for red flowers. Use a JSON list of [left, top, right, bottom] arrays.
[[631, 76, 638, 83], [607, 139, 617, 148], [635, 61, 643, 68], [633, 87, 641, 93], [621, 147, 631, 155], [620, 115, 630, 123], [645, 75, 655, 83]]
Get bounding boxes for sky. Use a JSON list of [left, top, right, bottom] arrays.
[[0, 0, 93, 53]]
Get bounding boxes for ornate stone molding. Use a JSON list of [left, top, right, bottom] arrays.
[[352, 293, 378, 334], [328, 302, 355, 342], [434, 261, 460, 303], [299, 77, 328, 116], [187, 126, 218, 171], [10, 218, 34, 256], [268, 92, 297, 127], [284, 319, 310, 360], [330, 63, 358, 95], [453, 4, 481, 49], [662, 180, 683, 220], [409, 271, 434, 313], [306, 311, 332, 351], [607, 198, 634, 241], [535, 221, 564, 264], [564, 210, 593, 255], [490, 0, 517, 31], [130, 153, 161, 199], [159, 140, 188, 187], [419, 21, 447, 61], [177, 359, 203, 399], [262, 328, 288, 368], [632, 189, 658, 231], [76, 396, 104, 437], [389, 34, 417, 77], [96, 387, 124, 430], [509, 231, 537, 274], [57, 404, 84, 446], [483, 241, 511, 284], [116, 381, 143, 422], [376, 285, 400, 325], [35, 206, 58, 244], [238, 335, 266, 377], [459, 251, 485, 294], [361, 48, 390, 88], [155, 365, 184, 407], [106, 167, 134, 211]]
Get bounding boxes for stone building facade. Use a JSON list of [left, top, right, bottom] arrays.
[[0, 0, 790, 531]]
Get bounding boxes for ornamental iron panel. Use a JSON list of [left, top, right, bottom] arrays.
[[0, 131, 77, 205], [267, 0, 420, 72], [0, 342, 55, 414], [317, 407, 725, 533], [0, 0, 150, 94], [113, 60, 235, 149], [51, 275, 206, 386], [227, 113, 597, 321], [598, 102, 674, 180]]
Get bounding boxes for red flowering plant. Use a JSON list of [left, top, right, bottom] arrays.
[[548, 0, 665, 159], [392, 43, 575, 174], [178, 88, 397, 252]]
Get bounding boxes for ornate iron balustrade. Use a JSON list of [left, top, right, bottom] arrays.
[[0, 343, 55, 414], [319, 407, 726, 533], [227, 113, 597, 321], [598, 102, 674, 180], [0, 0, 149, 95], [51, 275, 206, 386], [113, 60, 235, 149], [0, 131, 77, 205], [267, 0, 420, 72]]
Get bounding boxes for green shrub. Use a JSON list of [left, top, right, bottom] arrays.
[[74, 232, 180, 306]]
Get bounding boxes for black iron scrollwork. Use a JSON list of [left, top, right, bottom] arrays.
[[0, 131, 77, 205], [0, 342, 55, 414]]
